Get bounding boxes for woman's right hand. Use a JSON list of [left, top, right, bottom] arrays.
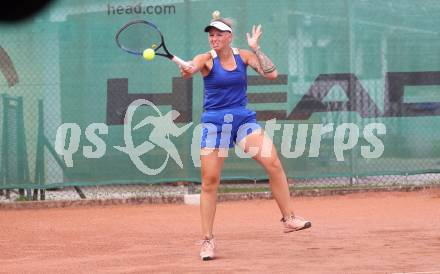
[[180, 61, 195, 79]]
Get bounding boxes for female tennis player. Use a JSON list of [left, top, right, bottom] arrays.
[[180, 11, 311, 261]]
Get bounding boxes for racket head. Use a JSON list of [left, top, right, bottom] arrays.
[[115, 20, 171, 58]]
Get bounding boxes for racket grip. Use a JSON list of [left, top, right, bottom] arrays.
[[171, 55, 193, 69]]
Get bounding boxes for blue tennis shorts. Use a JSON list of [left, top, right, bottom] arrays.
[[200, 107, 261, 148]]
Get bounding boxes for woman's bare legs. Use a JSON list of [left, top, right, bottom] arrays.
[[200, 148, 226, 238], [238, 131, 294, 218]]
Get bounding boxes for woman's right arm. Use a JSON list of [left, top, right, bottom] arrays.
[[180, 53, 211, 79]]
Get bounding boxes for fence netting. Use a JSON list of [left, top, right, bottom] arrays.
[[1, 0, 439, 201]]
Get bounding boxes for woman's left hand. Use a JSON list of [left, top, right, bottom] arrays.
[[246, 24, 262, 51]]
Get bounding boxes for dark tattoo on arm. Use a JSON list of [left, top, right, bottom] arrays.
[[253, 47, 276, 74]]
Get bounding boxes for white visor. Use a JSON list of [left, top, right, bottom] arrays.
[[204, 21, 232, 33]]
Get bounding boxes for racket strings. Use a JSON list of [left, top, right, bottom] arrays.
[[117, 23, 162, 54]]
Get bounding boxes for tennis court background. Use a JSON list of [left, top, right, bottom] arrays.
[[1, 0, 440, 192]]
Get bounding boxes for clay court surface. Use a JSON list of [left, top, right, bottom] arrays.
[[1, 189, 440, 274]]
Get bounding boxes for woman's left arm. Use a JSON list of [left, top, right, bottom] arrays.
[[245, 24, 278, 80]]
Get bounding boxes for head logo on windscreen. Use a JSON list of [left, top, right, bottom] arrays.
[[114, 99, 193, 175]]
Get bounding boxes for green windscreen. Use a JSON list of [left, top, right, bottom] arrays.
[[1, 0, 439, 189]]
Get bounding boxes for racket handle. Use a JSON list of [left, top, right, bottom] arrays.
[[171, 55, 193, 69]]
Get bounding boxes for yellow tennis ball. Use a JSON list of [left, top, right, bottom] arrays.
[[143, 48, 155, 61]]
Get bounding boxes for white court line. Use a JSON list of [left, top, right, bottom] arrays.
[[184, 194, 200, 205]]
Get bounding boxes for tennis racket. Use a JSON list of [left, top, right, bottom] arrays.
[[115, 19, 192, 68]]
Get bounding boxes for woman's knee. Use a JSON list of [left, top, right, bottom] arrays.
[[201, 174, 220, 192], [260, 155, 283, 173]]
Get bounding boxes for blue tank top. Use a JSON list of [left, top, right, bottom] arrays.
[[203, 48, 248, 110]]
